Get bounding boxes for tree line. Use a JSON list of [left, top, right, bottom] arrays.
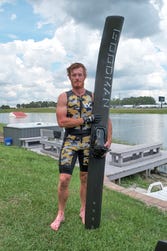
[[0, 101, 57, 109], [110, 96, 156, 106], [0, 96, 161, 109]]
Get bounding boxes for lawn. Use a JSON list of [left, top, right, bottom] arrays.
[[0, 143, 167, 251]]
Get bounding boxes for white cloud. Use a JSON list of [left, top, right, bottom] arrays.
[[29, 0, 68, 27], [0, 36, 67, 105]]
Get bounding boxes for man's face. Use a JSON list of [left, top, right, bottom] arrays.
[[69, 67, 86, 89]]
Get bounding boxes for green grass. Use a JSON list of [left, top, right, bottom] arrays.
[[0, 144, 167, 251], [0, 107, 56, 113], [1, 107, 167, 114], [120, 173, 154, 189], [110, 108, 167, 114]]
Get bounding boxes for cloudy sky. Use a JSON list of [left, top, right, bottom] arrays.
[[0, 0, 166, 106]]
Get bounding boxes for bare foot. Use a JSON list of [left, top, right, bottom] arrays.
[[50, 213, 65, 231], [79, 209, 85, 224]]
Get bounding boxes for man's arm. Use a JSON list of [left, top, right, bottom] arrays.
[[56, 92, 84, 128], [105, 118, 112, 148]]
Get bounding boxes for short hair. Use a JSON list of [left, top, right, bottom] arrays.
[[67, 62, 87, 77]]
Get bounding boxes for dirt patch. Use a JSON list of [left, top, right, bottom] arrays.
[[0, 132, 4, 143]]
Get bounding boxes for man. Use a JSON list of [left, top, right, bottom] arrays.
[[50, 62, 112, 231]]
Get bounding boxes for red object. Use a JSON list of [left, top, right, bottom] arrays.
[[9, 112, 27, 118]]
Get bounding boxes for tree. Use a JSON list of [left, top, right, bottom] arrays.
[[0, 105, 10, 109], [110, 96, 156, 106], [16, 104, 21, 108]]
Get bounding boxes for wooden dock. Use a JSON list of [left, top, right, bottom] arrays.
[[105, 143, 167, 183]]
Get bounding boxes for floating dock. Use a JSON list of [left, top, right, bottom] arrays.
[[105, 143, 167, 182]]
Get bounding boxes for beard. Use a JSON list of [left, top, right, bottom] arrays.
[[72, 81, 84, 89]]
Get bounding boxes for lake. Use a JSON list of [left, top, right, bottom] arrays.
[[1, 112, 167, 149]]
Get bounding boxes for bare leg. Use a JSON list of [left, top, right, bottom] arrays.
[[79, 171, 88, 224], [58, 173, 71, 212], [50, 173, 71, 231]]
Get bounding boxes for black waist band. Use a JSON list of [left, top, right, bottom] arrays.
[[65, 128, 91, 137]]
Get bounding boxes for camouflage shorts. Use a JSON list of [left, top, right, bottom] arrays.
[[59, 134, 91, 175]]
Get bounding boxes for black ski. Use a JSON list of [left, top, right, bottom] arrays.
[[85, 16, 124, 229]]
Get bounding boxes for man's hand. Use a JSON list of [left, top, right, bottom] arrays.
[[83, 114, 101, 124]]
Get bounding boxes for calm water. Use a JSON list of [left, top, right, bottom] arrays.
[[111, 113, 167, 149], [1, 112, 167, 149]]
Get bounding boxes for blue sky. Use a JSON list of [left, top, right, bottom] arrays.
[[0, 0, 167, 106], [0, 0, 54, 42]]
